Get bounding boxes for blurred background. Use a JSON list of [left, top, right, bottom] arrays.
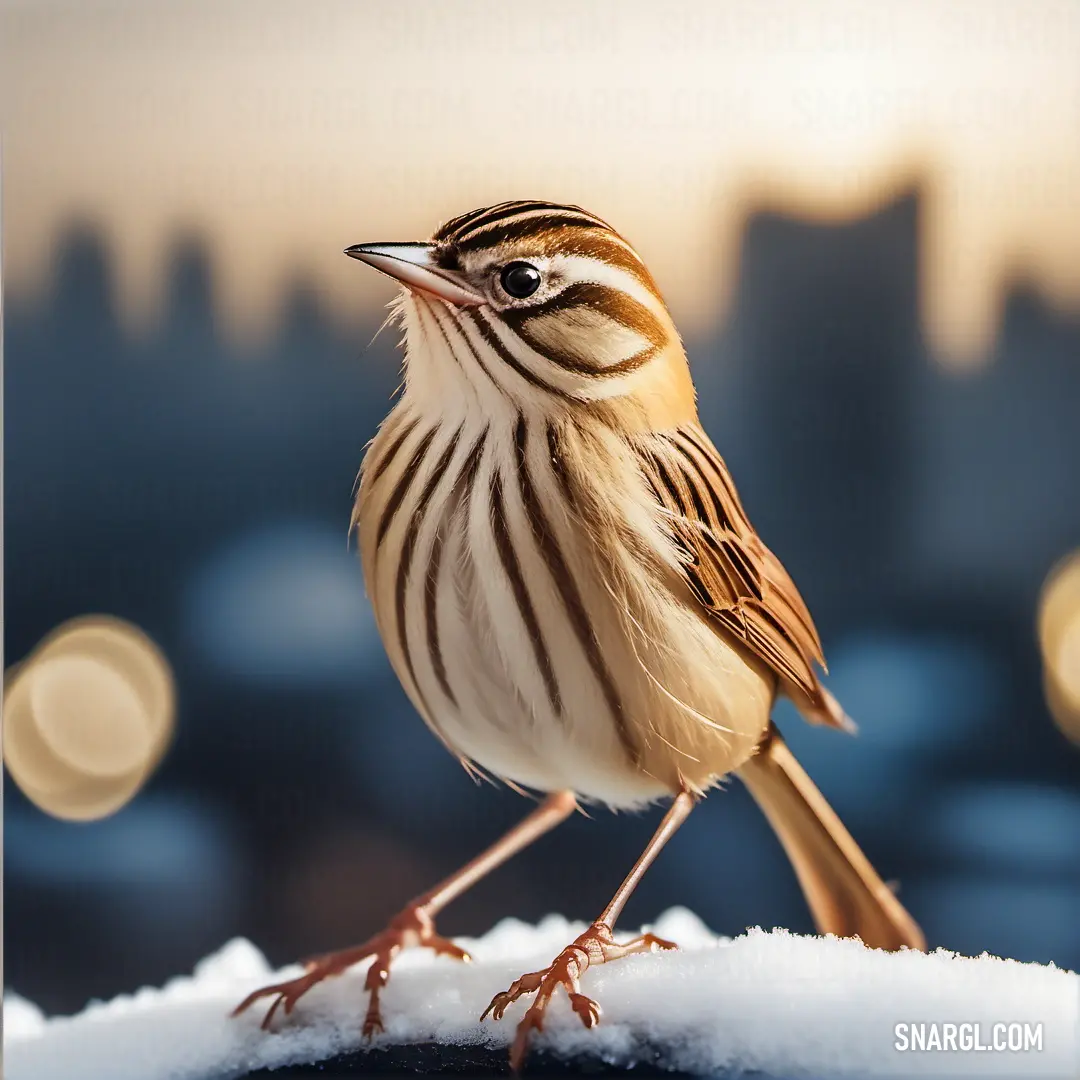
[[3, 0, 1080, 1015]]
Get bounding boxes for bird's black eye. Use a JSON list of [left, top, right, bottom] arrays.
[[499, 261, 542, 299]]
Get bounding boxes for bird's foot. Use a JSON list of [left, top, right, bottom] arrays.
[[481, 922, 676, 1071], [232, 904, 470, 1038]]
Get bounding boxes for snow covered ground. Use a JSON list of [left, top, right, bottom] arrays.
[[5, 908, 1078, 1080]]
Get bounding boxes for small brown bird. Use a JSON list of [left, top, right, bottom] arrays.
[[234, 200, 925, 1070]]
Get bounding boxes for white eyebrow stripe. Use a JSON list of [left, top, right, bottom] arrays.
[[548, 254, 668, 317]]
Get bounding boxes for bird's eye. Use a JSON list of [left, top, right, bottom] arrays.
[[499, 262, 542, 299]]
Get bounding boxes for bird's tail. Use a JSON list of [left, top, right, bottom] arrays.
[[736, 723, 926, 952]]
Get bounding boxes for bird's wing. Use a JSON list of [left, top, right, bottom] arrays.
[[635, 423, 851, 730]]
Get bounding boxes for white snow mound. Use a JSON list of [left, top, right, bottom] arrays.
[[4, 908, 1077, 1079]]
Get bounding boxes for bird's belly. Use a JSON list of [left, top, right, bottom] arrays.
[[359, 409, 774, 809], [426, 515, 653, 805], [427, 508, 774, 808]]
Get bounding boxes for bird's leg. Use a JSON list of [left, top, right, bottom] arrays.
[[233, 789, 577, 1037], [483, 790, 696, 1072]]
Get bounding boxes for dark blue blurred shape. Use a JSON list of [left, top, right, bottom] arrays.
[[777, 631, 1001, 833], [928, 783, 1080, 876], [342, 691, 482, 831], [183, 519, 382, 689], [5, 793, 243, 1012], [6, 793, 239, 892], [822, 633, 1000, 751], [914, 782, 1080, 966], [912, 879, 1080, 967]]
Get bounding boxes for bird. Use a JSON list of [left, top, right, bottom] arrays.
[[233, 199, 926, 1071]]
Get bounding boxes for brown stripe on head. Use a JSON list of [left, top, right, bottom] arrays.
[[434, 200, 605, 243], [431, 203, 512, 241], [500, 282, 671, 377], [503, 283, 668, 346], [454, 212, 608, 253]]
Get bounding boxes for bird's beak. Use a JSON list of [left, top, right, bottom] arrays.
[[344, 242, 485, 306]]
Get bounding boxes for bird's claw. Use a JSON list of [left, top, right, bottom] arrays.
[[361, 1003, 385, 1040], [482, 922, 676, 1071], [233, 966, 331, 1030], [640, 932, 678, 952], [480, 970, 546, 1022], [232, 903, 469, 1037], [569, 991, 601, 1028]]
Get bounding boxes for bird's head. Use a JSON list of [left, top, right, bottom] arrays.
[[346, 200, 694, 423]]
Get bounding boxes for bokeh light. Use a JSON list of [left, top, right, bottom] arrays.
[[1038, 550, 1080, 743], [3, 616, 176, 821]]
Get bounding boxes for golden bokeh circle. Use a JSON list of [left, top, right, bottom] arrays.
[[3, 615, 176, 821], [34, 615, 175, 770], [4, 668, 80, 797], [30, 654, 150, 778], [1053, 617, 1080, 710], [1038, 551, 1080, 744]]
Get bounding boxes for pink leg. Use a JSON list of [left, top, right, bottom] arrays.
[[234, 790, 578, 1037], [482, 790, 696, 1071]]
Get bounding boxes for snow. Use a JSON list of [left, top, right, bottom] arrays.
[[4, 992, 48, 1040], [5, 908, 1077, 1079]]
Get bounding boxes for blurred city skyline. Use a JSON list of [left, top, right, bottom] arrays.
[[3, 0, 1080, 366]]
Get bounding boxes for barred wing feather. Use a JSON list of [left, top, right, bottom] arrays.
[[637, 423, 852, 732]]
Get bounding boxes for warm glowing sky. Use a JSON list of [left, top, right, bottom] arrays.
[[2, 0, 1080, 366]]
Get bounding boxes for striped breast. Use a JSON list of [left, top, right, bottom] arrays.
[[355, 395, 775, 808]]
